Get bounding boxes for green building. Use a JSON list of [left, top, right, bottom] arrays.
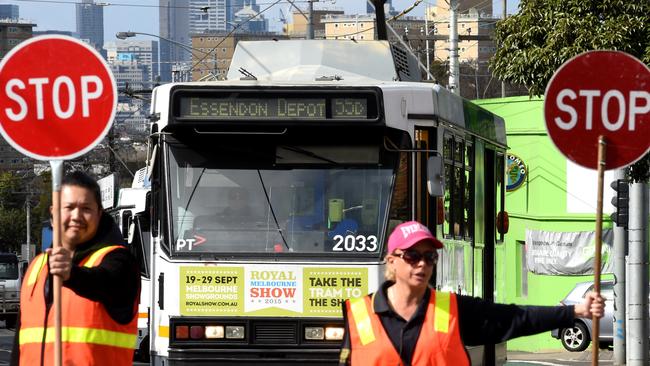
[[475, 96, 615, 352]]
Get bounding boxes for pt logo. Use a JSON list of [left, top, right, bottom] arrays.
[[176, 235, 206, 251]]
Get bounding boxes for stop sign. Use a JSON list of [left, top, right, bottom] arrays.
[[0, 35, 116, 161], [544, 51, 650, 170]]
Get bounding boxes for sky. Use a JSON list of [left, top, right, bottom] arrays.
[[3, 0, 520, 42]]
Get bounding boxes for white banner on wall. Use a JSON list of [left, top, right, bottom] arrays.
[[525, 229, 613, 275]]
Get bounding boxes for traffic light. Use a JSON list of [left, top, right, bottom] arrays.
[[610, 179, 629, 228]]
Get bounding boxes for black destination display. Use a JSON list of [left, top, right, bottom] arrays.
[[173, 90, 379, 121]]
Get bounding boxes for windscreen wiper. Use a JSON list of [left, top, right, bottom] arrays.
[[257, 170, 290, 251]]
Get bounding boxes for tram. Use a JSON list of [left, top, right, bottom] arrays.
[[143, 40, 507, 365]]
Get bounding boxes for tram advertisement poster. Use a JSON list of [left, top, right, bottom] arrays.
[[180, 266, 368, 316]]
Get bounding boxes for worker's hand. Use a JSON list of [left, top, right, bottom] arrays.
[[46, 247, 73, 281], [574, 291, 605, 318]]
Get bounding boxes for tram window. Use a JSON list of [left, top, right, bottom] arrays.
[[496, 153, 505, 243], [442, 134, 472, 240], [388, 152, 410, 223], [464, 143, 474, 239]]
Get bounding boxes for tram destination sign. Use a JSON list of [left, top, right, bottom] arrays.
[[173, 90, 380, 121]]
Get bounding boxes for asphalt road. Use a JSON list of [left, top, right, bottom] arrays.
[[0, 328, 14, 365], [0, 325, 617, 366], [507, 349, 614, 365]]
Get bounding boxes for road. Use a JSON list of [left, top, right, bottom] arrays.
[[507, 349, 614, 365], [0, 326, 616, 366], [0, 328, 13, 365]]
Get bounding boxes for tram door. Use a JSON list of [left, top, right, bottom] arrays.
[[414, 127, 439, 286], [483, 148, 498, 366], [414, 127, 438, 229]]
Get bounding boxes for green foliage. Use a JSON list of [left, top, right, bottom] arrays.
[[490, 0, 650, 97], [490, 0, 650, 182], [0, 172, 23, 209], [0, 207, 28, 253]]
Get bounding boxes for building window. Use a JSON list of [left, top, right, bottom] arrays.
[[516, 241, 528, 297]]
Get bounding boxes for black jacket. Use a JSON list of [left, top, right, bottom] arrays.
[[339, 281, 575, 366], [11, 212, 140, 365]]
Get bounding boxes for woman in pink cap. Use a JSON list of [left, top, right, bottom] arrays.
[[339, 220, 605, 366]]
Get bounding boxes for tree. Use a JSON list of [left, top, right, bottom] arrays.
[[490, 0, 650, 181]]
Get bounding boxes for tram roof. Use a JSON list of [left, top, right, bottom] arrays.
[[226, 40, 397, 83]]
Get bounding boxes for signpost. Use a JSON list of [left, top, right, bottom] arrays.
[[544, 50, 650, 366], [0, 35, 117, 366]]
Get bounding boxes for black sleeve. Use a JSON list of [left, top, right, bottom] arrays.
[[63, 248, 140, 324], [339, 302, 351, 366], [457, 295, 575, 346]]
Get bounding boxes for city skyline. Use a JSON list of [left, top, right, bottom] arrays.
[[3, 0, 519, 43]]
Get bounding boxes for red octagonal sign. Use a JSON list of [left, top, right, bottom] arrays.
[[0, 35, 116, 161], [544, 51, 650, 170]]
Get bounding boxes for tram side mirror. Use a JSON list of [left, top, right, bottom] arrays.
[[127, 217, 136, 245], [427, 156, 445, 197]]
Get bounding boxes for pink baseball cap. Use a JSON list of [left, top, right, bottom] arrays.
[[387, 221, 443, 252]]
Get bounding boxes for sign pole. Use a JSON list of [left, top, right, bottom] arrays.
[[592, 136, 606, 366], [50, 160, 63, 366]]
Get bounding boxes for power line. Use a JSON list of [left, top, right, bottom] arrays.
[[189, 0, 284, 73]]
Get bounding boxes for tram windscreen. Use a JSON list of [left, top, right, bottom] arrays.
[[167, 142, 394, 257]]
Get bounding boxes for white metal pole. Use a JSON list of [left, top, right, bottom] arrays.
[[627, 181, 649, 365], [448, 0, 459, 94]]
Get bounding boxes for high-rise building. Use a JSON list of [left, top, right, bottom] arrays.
[[189, 0, 227, 33], [231, 4, 267, 33], [76, 0, 104, 52], [0, 4, 19, 20], [0, 19, 34, 172], [366, 0, 395, 16], [105, 39, 159, 87], [159, 0, 190, 82], [188, 0, 260, 33]]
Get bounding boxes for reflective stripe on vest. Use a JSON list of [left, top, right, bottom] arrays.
[[349, 297, 375, 345], [19, 326, 136, 349], [351, 290, 452, 345], [81, 245, 122, 267], [26, 254, 47, 287], [434, 291, 450, 333]]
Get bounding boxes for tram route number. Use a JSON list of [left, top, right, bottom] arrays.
[[185, 275, 238, 285], [332, 235, 378, 252]]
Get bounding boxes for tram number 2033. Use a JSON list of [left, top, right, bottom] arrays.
[[332, 235, 378, 252]]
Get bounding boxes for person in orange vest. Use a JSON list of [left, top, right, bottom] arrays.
[[340, 220, 605, 366], [11, 171, 140, 366]]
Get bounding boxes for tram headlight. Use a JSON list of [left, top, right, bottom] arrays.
[[305, 327, 325, 340], [205, 325, 224, 339], [225, 325, 245, 339], [325, 326, 344, 340]]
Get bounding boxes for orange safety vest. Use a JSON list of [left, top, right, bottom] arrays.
[[346, 290, 469, 366], [18, 246, 138, 366]]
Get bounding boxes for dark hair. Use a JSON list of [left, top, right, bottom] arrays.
[[62, 171, 103, 210]]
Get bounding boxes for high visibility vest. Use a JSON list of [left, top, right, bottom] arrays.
[[346, 290, 469, 366], [19, 246, 138, 366]]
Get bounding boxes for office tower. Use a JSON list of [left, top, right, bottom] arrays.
[[159, 0, 190, 82], [189, 0, 226, 33], [0, 4, 19, 20], [76, 0, 104, 52], [105, 39, 159, 87]]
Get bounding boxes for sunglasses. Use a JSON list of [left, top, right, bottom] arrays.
[[394, 250, 438, 266]]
